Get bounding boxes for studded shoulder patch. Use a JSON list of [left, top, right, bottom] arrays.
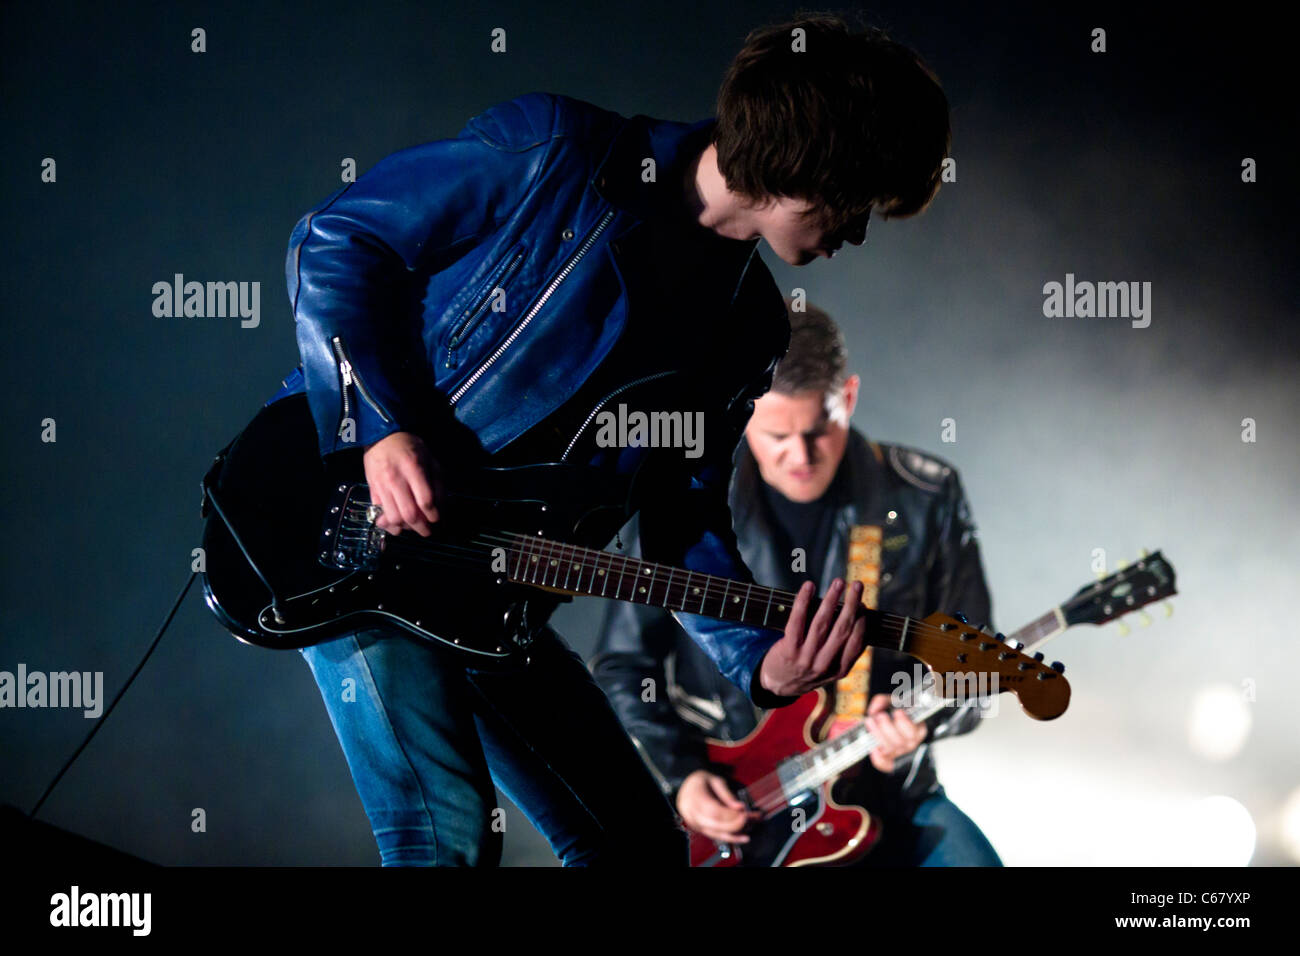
[[887, 444, 953, 493]]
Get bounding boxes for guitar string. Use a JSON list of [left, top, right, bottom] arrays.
[[358, 522, 1138, 658], [341, 503, 1160, 632], [467, 530, 1030, 650], [334, 510, 1042, 654], [744, 618, 1062, 815], [341, 502, 1087, 627], [744, 699, 952, 817]]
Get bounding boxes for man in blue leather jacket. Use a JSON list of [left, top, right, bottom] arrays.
[[274, 15, 952, 865]]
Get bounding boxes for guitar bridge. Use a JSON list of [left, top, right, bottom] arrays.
[[320, 483, 385, 570]]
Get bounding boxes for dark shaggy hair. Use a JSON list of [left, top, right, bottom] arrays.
[[714, 11, 951, 238]]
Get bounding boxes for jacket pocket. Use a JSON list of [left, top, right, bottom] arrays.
[[444, 243, 527, 370]]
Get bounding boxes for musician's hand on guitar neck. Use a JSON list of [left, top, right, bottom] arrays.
[[677, 770, 759, 843], [758, 579, 868, 698], [865, 692, 927, 774], [362, 431, 445, 537]]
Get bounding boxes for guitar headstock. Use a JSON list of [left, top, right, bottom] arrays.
[[1062, 550, 1177, 631], [910, 613, 1070, 720]]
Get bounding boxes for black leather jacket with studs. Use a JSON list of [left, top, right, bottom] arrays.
[[591, 427, 995, 814]]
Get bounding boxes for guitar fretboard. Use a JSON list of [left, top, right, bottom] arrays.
[[1008, 608, 1065, 648], [508, 533, 823, 632]]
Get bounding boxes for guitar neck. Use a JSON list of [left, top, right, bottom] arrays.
[[506, 533, 915, 649], [776, 603, 1067, 799], [1004, 607, 1067, 652]]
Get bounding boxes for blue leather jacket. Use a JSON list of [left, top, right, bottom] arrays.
[[268, 92, 792, 704]]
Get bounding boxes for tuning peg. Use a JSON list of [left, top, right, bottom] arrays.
[[995, 631, 1006, 641], [1033, 652, 1044, 661], [1162, 602, 1174, 617], [1050, 661, 1065, 674], [954, 611, 968, 624], [1139, 548, 1149, 558], [1137, 611, 1152, 627], [1094, 568, 1107, 580], [1117, 620, 1130, 637], [1116, 560, 1129, 571]]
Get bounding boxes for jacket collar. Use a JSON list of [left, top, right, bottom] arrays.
[[592, 114, 717, 221]]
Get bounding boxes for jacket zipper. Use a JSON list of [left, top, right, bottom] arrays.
[[445, 247, 527, 369], [561, 369, 679, 461], [332, 335, 392, 439], [447, 209, 616, 406]]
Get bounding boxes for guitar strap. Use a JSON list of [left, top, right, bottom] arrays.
[[828, 524, 882, 737]]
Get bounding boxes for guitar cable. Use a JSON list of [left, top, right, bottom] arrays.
[[28, 570, 197, 820], [28, 452, 289, 819]]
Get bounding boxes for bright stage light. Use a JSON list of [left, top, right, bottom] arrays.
[[1187, 684, 1252, 761], [1280, 787, 1300, 863]]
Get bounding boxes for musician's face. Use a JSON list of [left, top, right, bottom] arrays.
[[755, 199, 869, 266], [744, 376, 860, 502]]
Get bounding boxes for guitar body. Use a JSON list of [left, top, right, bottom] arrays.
[[688, 689, 882, 867], [200, 393, 634, 662]]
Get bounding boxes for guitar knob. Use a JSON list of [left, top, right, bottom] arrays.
[[1050, 661, 1065, 673], [954, 611, 968, 624]]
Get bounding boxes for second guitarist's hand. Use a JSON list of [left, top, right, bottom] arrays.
[[677, 770, 760, 843], [363, 431, 445, 537], [758, 579, 868, 698], [865, 692, 928, 773]]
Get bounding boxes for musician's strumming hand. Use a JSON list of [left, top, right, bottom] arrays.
[[758, 579, 868, 698], [865, 692, 927, 773], [362, 431, 445, 537], [676, 770, 759, 843]]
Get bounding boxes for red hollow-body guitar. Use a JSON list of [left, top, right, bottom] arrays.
[[688, 552, 1177, 867]]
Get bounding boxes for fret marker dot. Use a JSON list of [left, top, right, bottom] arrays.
[[732, 596, 740, 603], [778, 605, 786, 612], [549, 559, 558, 566], [638, 586, 646, 593], [531, 556, 538, 563], [693, 587, 701, 594], [643, 568, 651, 574], [597, 569, 605, 576]]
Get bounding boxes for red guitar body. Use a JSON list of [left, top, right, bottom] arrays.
[[687, 689, 883, 867]]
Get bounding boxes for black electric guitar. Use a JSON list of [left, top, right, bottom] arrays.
[[198, 393, 1071, 719], [689, 551, 1178, 867]]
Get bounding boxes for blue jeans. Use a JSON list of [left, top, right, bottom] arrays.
[[299, 625, 686, 866], [861, 788, 1003, 867]]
